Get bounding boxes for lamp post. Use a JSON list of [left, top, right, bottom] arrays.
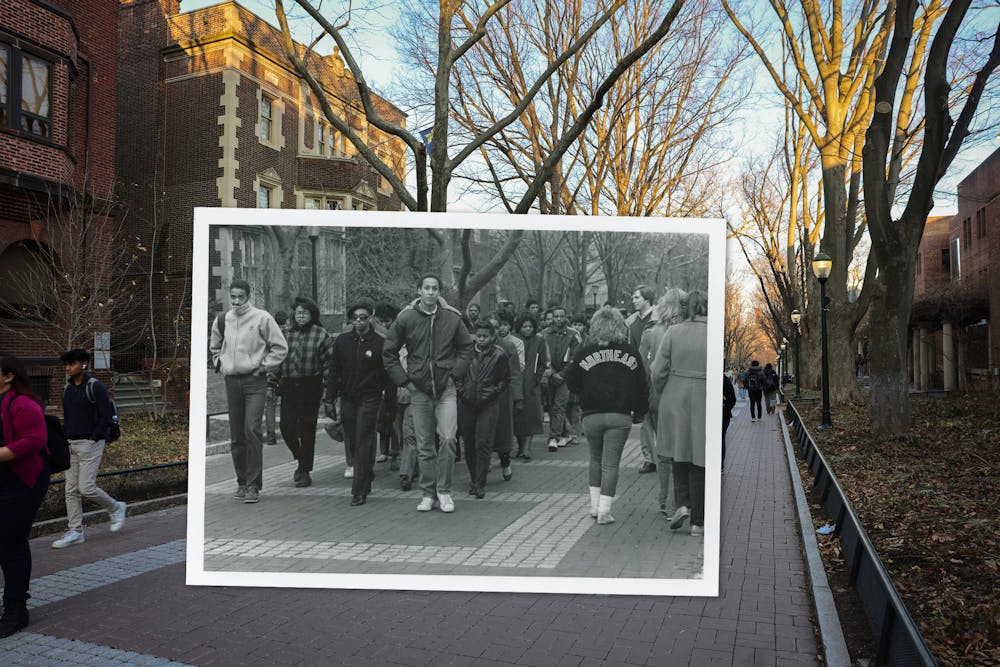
[[307, 227, 320, 305], [591, 284, 598, 309], [812, 252, 833, 429], [790, 309, 802, 399], [780, 339, 787, 388]]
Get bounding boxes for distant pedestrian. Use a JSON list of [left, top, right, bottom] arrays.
[[626, 285, 657, 473], [524, 299, 541, 319], [51, 349, 126, 548], [737, 366, 747, 400], [329, 298, 393, 506], [374, 302, 402, 470], [542, 306, 581, 452], [763, 362, 780, 414], [209, 279, 288, 504], [0, 356, 50, 637], [465, 302, 481, 333], [745, 360, 765, 422], [651, 290, 709, 536], [276, 297, 332, 488], [491, 311, 523, 481], [513, 314, 547, 461], [458, 321, 511, 498], [723, 372, 736, 473], [565, 306, 649, 525], [383, 274, 473, 514]]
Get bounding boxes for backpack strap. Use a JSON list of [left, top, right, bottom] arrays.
[[85, 377, 97, 404]]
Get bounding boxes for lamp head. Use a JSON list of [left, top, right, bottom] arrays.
[[812, 252, 833, 281], [791, 309, 801, 325]]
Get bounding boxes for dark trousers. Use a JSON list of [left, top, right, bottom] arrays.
[[460, 400, 500, 489], [225, 373, 268, 490], [279, 376, 323, 471], [342, 395, 381, 497], [748, 390, 763, 419], [722, 417, 730, 465], [0, 465, 49, 606], [673, 461, 706, 526]]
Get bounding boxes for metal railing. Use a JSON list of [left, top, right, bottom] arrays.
[[786, 401, 938, 667]]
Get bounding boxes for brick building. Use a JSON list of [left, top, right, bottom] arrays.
[[117, 0, 406, 386], [0, 0, 118, 404], [910, 146, 999, 391]]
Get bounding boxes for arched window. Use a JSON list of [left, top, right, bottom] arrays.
[[0, 241, 58, 321]]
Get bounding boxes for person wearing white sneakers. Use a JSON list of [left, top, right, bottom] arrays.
[[564, 307, 649, 526], [53, 349, 127, 549], [383, 274, 473, 515]]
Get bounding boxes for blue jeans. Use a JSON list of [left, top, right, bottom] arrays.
[[409, 378, 457, 498], [583, 412, 632, 496], [397, 404, 417, 479], [225, 373, 268, 490], [548, 382, 569, 439]]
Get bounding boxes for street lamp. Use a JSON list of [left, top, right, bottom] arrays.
[[591, 284, 598, 309], [307, 227, 320, 305], [812, 252, 833, 429], [790, 309, 802, 399], [780, 339, 787, 388]]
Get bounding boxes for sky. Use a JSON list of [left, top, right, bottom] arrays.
[[180, 0, 999, 286]]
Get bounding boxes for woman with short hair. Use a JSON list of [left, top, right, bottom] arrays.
[[513, 313, 547, 461], [0, 355, 51, 637], [565, 306, 649, 524]]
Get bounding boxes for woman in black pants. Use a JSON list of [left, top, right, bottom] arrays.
[[0, 356, 51, 637]]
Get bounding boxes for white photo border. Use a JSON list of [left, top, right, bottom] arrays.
[[186, 208, 726, 597]]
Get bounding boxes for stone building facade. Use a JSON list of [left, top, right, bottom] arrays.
[[911, 147, 999, 391], [0, 0, 118, 403], [117, 0, 406, 382]]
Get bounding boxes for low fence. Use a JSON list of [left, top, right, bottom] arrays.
[[785, 401, 938, 667], [39, 462, 189, 523]]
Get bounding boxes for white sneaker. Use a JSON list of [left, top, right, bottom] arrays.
[[376, 454, 388, 463], [547, 438, 559, 452], [109, 501, 127, 532], [417, 496, 435, 512], [438, 494, 455, 513], [344, 466, 354, 479], [52, 529, 85, 549], [558, 437, 571, 448], [691, 525, 704, 537]]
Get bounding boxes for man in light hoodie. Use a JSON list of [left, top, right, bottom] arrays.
[[210, 279, 288, 504]]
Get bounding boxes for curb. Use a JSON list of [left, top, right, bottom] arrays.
[[30, 493, 188, 539], [779, 410, 852, 667]]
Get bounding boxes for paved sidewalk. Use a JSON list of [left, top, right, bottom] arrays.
[[2, 400, 824, 665]]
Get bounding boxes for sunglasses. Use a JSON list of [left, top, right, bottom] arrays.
[[352, 314, 371, 321]]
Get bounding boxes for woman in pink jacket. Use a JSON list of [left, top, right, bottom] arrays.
[[0, 355, 50, 637]]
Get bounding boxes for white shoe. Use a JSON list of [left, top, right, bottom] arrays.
[[558, 437, 571, 448], [597, 494, 615, 525], [52, 529, 85, 549], [691, 525, 704, 537], [417, 497, 435, 512], [344, 466, 354, 479], [669, 505, 691, 530], [589, 486, 600, 518], [438, 493, 455, 513], [109, 501, 127, 532], [376, 454, 388, 463], [547, 438, 559, 452]]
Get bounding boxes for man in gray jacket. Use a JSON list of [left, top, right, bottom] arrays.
[[210, 279, 287, 504], [383, 274, 473, 514]]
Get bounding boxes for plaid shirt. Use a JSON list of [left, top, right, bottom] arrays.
[[278, 324, 332, 385]]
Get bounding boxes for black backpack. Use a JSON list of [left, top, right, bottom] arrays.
[[80, 377, 121, 443], [5, 395, 71, 473], [746, 370, 762, 391]]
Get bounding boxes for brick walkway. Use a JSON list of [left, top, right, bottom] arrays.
[[2, 400, 824, 665]]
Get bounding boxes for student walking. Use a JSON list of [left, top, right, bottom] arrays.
[[50, 349, 126, 548], [0, 356, 51, 636], [209, 279, 288, 504], [565, 307, 649, 525], [745, 360, 765, 422], [383, 274, 473, 514]]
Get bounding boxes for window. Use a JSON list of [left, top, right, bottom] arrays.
[[327, 128, 337, 156], [259, 94, 274, 141], [977, 208, 987, 239], [941, 247, 950, 272], [950, 237, 961, 281], [963, 218, 972, 249], [257, 185, 272, 208], [0, 44, 53, 138], [300, 194, 341, 210], [316, 123, 325, 155]]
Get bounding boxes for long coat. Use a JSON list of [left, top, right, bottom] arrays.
[[514, 334, 548, 436], [650, 316, 708, 466]]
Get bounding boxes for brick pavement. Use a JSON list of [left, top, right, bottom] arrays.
[[2, 399, 825, 665]]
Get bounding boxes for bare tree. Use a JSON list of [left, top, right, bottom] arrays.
[[273, 0, 687, 306], [863, 1, 1000, 433]]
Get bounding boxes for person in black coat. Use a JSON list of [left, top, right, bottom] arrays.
[[723, 373, 736, 472], [745, 360, 766, 422]]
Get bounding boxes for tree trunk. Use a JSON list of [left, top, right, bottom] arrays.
[[866, 260, 916, 434]]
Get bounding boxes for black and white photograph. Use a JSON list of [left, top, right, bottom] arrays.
[[186, 209, 725, 596]]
